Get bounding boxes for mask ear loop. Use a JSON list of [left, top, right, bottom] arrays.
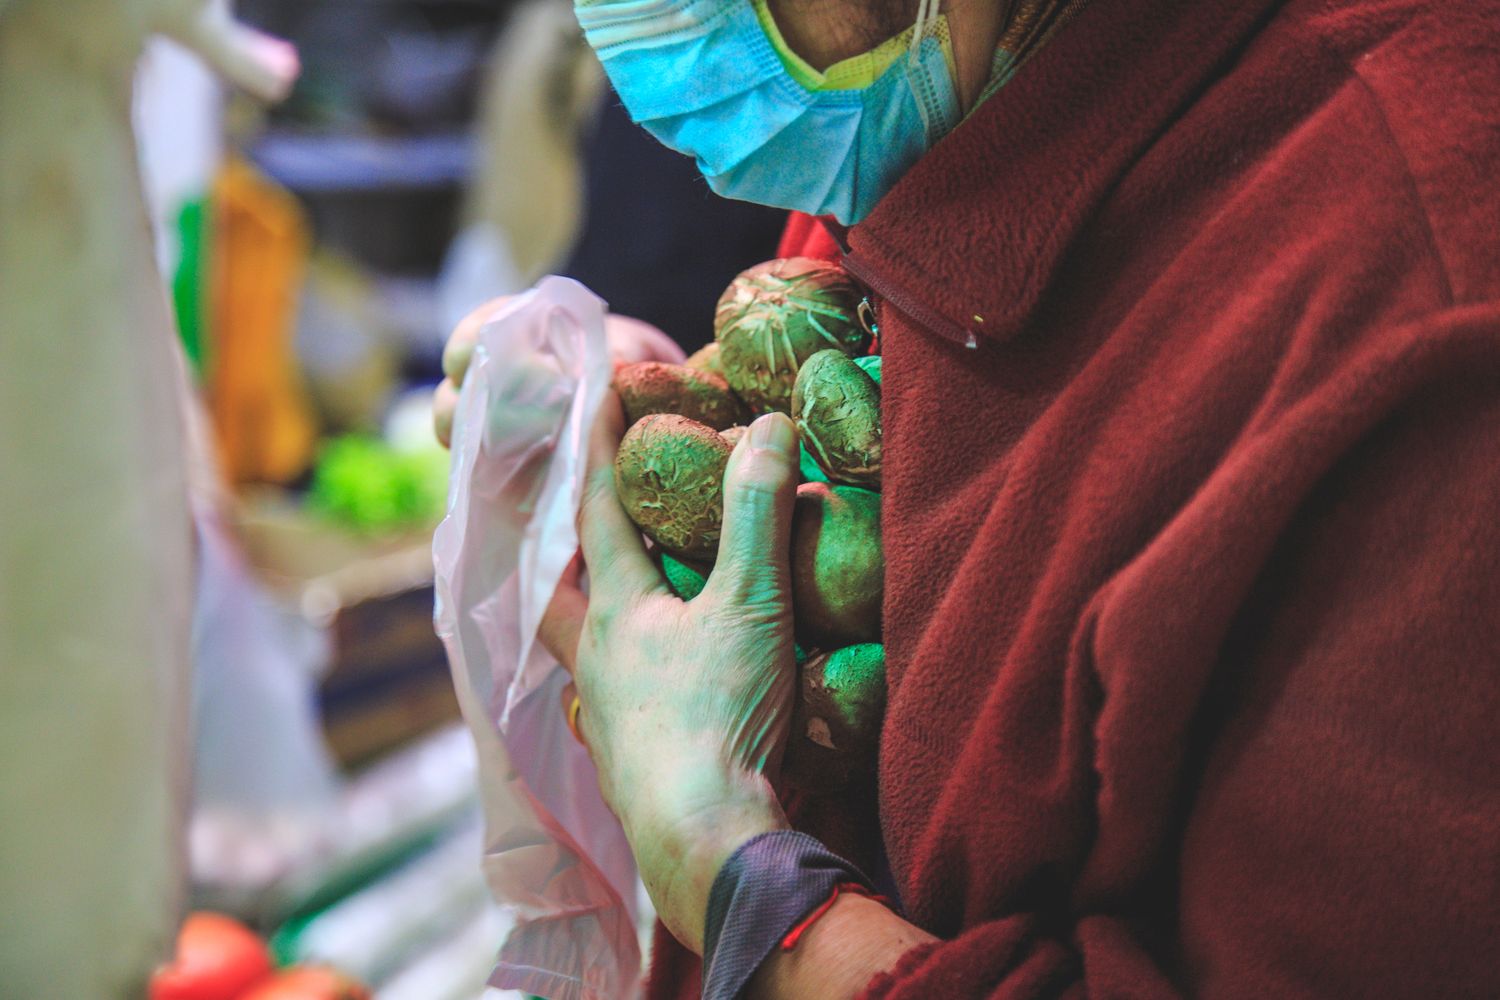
[[909, 0, 938, 63]]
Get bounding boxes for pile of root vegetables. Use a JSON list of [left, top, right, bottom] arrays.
[[611, 258, 885, 798]]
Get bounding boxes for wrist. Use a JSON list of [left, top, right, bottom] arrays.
[[629, 757, 788, 952], [747, 893, 935, 999], [700, 831, 904, 1000]]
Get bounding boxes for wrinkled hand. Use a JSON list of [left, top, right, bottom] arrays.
[[545, 395, 800, 951], [432, 297, 683, 448]]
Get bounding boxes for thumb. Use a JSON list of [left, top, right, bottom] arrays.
[[705, 412, 800, 605]]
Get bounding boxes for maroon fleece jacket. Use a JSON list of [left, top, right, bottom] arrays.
[[647, 0, 1500, 996]]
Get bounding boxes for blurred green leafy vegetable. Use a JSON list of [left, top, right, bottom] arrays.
[[307, 434, 448, 534]]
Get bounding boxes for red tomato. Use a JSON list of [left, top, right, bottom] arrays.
[[238, 966, 372, 1000], [149, 912, 274, 1000]]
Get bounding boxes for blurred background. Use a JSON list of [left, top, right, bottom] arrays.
[[2, 0, 783, 995]]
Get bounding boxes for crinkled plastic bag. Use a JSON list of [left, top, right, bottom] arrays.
[[433, 277, 642, 1000]]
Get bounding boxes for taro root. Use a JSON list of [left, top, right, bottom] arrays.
[[714, 258, 869, 415], [783, 643, 886, 795], [720, 425, 748, 449], [798, 444, 829, 484], [659, 550, 710, 600], [684, 341, 727, 379], [792, 349, 882, 488], [614, 361, 750, 432], [790, 482, 882, 648], [615, 414, 731, 561]]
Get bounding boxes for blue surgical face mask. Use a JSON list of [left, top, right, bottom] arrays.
[[575, 0, 963, 225]]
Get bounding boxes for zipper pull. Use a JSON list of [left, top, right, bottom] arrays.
[[842, 251, 980, 351], [857, 297, 880, 339]]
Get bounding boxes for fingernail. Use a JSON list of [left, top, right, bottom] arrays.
[[749, 413, 795, 453]]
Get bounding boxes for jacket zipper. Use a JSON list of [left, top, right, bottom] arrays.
[[841, 249, 980, 350]]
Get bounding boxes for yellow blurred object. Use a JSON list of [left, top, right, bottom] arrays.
[[209, 156, 318, 484]]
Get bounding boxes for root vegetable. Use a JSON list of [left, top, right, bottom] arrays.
[[790, 482, 882, 647], [684, 341, 727, 378], [614, 361, 750, 431], [659, 550, 710, 600], [793, 349, 882, 488], [615, 414, 732, 561], [783, 644, 885, 794], [714, 258, 869, 415]]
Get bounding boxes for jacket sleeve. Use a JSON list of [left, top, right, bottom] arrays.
[[862, 312, 1500, 999]]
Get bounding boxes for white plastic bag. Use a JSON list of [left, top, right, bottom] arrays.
[[433, 277, 643, 1000]]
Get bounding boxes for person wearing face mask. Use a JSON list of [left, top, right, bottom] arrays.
[[434, 0, 1500, 997]]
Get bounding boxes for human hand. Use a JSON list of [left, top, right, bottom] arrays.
[[545, 395, 801, 951], [432, 297, 683, 448], [150, 0, 299, 103]]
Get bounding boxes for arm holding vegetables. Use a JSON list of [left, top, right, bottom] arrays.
[[435, 263, 914, 994], [542, 394, 934, 996]]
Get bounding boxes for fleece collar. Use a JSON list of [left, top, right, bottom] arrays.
[[845, 0, 1288, 347]]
